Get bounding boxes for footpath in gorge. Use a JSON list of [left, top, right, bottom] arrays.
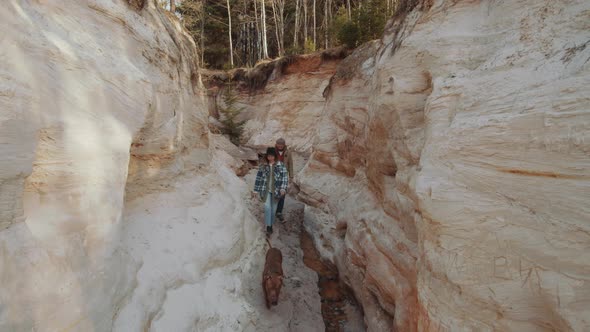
[[243, 169, 365, 332]]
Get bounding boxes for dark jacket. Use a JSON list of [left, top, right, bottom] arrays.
[[276, 146, 294, 179]]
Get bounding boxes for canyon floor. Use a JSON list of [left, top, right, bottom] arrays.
[[243, 170, 365, 331], [2, 1, 588, 331]]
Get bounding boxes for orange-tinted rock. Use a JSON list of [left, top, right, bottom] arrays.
[[299, 1, 590, 331]]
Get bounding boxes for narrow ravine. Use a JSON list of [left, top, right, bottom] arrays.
[[274, 195, 365, 332], [300, 225, 363, 332], [242, 154, 365, 331]]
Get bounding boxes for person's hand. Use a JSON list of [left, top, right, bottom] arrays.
[[251, 191, 258, 199], [280, 189, 286, 197]]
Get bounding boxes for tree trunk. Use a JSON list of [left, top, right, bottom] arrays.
[[271, 0, 281, 56], [261, 0, 269, 58], [254, 0, 261, 60], [201, 0, 205, 66], [227, 0, 234, 67], [324, 0, 328, 49], [277, 0, 285, 55], [303, 0, 308, 44], [313, 0, 316, 47], [347, 0, 351, 19], [293, 0, 300, 49]]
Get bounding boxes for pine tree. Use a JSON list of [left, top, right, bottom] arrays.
[[219, 84, 246, 145]]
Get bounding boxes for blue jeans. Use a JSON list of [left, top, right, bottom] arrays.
[[264, 192, 278, 227]]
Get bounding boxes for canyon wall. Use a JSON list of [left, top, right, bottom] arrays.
[[0, 0, 208, 329], [0, 1, 319, 331], [297, 0, 590, 331], [2, 0, 589, 331], [204, 52, 345, 154], [240, 54, 342, 153]]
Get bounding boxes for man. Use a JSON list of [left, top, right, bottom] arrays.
[[274, 138, 293, 222]]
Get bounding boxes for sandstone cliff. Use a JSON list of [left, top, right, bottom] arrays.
[[203, 51, 346, 154], [0, 1, 322, 331], [2, 0, 589, 331], [296, 1, 590, 331], [0, 0, 208, 329]]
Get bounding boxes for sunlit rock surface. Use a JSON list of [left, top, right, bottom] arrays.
[[241, 55, 340, 153], [0, 1, 322, 331], [2, 0, 589, 331], [0, 0, 207, 329], [298, 1, 590, 331]]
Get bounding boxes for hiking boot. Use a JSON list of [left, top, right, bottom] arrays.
[[276, 213, 285, 223], [266, 226, 273, 234]]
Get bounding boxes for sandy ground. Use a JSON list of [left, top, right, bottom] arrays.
[[106, 153, 323, 332], [243, 170, 325, 332], [244, 167, 365, 332]]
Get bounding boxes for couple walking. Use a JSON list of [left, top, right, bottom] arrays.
[[252, 138, 294, 234]]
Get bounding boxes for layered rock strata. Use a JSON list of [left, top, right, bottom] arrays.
[[298, 1, 590, 331], [0, 1, 321, 331]]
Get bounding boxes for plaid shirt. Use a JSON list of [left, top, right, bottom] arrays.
[[254, 162, 288, 197]]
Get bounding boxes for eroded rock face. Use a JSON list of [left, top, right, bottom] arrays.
[[1, 0, 208, 228], [204, 53, 344, 153], [0, 1, 269, 331], [241, 55, 341, 153], [0, 1, 326, 330], [298, 1, 590, 331]]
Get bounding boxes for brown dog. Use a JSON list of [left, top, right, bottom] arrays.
[[263, 239, 284, 308]]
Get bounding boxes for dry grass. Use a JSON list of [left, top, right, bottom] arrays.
[[242, 61, 276, 90], [394, 0, 433, 18], [202, 49, 349, 92], [321, 47, 349, 61], [126, 0, 146, 11]]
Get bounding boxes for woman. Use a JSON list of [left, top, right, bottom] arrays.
[[253, 147, 288, 234]]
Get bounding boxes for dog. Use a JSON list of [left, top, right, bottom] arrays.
[[262, 238, 284, 309]]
